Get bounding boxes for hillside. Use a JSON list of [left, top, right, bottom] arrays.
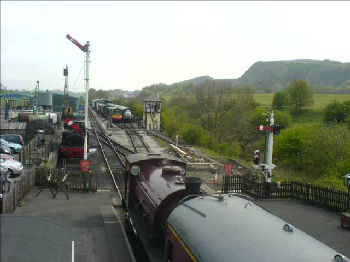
[[141, 59, 350, 96], [173, 75, 214, 86], [238, 59, 350, 90]]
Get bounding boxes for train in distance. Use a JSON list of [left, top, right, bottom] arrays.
[[91, 98, 134, 123], [122, 152, 348, 262]]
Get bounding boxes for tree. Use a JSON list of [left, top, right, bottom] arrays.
[[286, 80, 313, 113], [324, 100, 346, 123], [272, 92, 287, 110], [182, 125, 204, 145]]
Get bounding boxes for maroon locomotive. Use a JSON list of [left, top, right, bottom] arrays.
[[124, 153, 348, 262]]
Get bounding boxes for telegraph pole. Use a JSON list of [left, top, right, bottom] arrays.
[[34, 80, 39, 115]]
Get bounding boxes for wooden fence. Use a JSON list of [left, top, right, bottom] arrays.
[[1, 165, 36, 214], [222, 175, 349, 212], [35, 167, 97, 192], [0, 166, 97, 214]]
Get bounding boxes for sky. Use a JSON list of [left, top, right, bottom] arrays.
[[1, 1, 350, 92]]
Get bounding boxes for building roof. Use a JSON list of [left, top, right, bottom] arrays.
[[167, 194, 342, 262], [144, 95, 162, 102], [0, 93, 32, 99]]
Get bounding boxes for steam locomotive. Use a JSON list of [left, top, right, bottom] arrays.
[[91, 98, 133, 123], [58, 120, 89, 159], [123, 153, 348, 262]]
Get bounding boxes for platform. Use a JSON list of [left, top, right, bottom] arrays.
[[1, 189, 135, 262]]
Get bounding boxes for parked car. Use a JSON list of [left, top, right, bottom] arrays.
[[0, 153, 15, 161], [0, 158, 23, 177], [0, 134, 24, 146], [0, 138, 23, 154], [0, 144, 12, 155]]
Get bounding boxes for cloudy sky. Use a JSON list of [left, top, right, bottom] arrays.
[[1, 1, 349, 92]]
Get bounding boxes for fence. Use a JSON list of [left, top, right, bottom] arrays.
[[0, 166, 97, 214], [20, 137, 51, 166], [35, 167, 97, 192], [222, 175, 349, 212], [1, 165, 36, 214]]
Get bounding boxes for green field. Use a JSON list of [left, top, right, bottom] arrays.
[[254, 93, 350, 109]]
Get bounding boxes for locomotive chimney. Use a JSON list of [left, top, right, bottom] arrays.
[[185, 177, 202, 195]]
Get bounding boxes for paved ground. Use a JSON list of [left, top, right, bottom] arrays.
[[257, 199, 350, 257], [9, 190, 135, 262], [1, 124, 135, 262]]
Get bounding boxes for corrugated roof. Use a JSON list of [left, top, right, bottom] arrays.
[[167, 195, 340, 262], [144, 95, 162, 102], [0, 93, 32, 99]]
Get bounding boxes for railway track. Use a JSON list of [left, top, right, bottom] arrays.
[[89, 109, 127, 202], [126, 129, 151, 154]]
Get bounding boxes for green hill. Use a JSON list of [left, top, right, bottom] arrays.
[[139, 59, 350, 96], [238, 59, 350, 91]]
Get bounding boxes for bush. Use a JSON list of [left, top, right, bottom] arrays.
[[181, 125, 204, 146], [275, 123, 350, 181], [274, 125, 313, 170]]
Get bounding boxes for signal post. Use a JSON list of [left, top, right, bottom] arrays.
[[66, 34, 91, 171], [253, 112, 280, 196]]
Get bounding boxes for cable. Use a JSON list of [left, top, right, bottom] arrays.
[[71, 62, 84, 92]]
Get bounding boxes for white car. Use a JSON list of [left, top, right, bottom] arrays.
[[0, 158, 23, 177], [0, 138, 23, 154]]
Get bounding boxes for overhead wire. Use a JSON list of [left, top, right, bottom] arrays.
[[71, 62, 84, 92]]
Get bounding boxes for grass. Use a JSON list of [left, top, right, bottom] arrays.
[[253, 93, 350, 110], [254, 93, 350, 126], [289, 109, 324, 125]]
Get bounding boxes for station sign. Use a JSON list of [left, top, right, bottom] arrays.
[[224, 164, 233, 176], [80, 160, 91, 173]]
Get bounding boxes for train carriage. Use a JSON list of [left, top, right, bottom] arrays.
[[164, 194, 347, 262]]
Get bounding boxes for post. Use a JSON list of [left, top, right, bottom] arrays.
[[84, 41, 90, 160], [265, 111, 274, 183], [347, 187, 350, 211]]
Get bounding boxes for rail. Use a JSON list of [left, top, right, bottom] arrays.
[[89, 109, 125, 202]]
